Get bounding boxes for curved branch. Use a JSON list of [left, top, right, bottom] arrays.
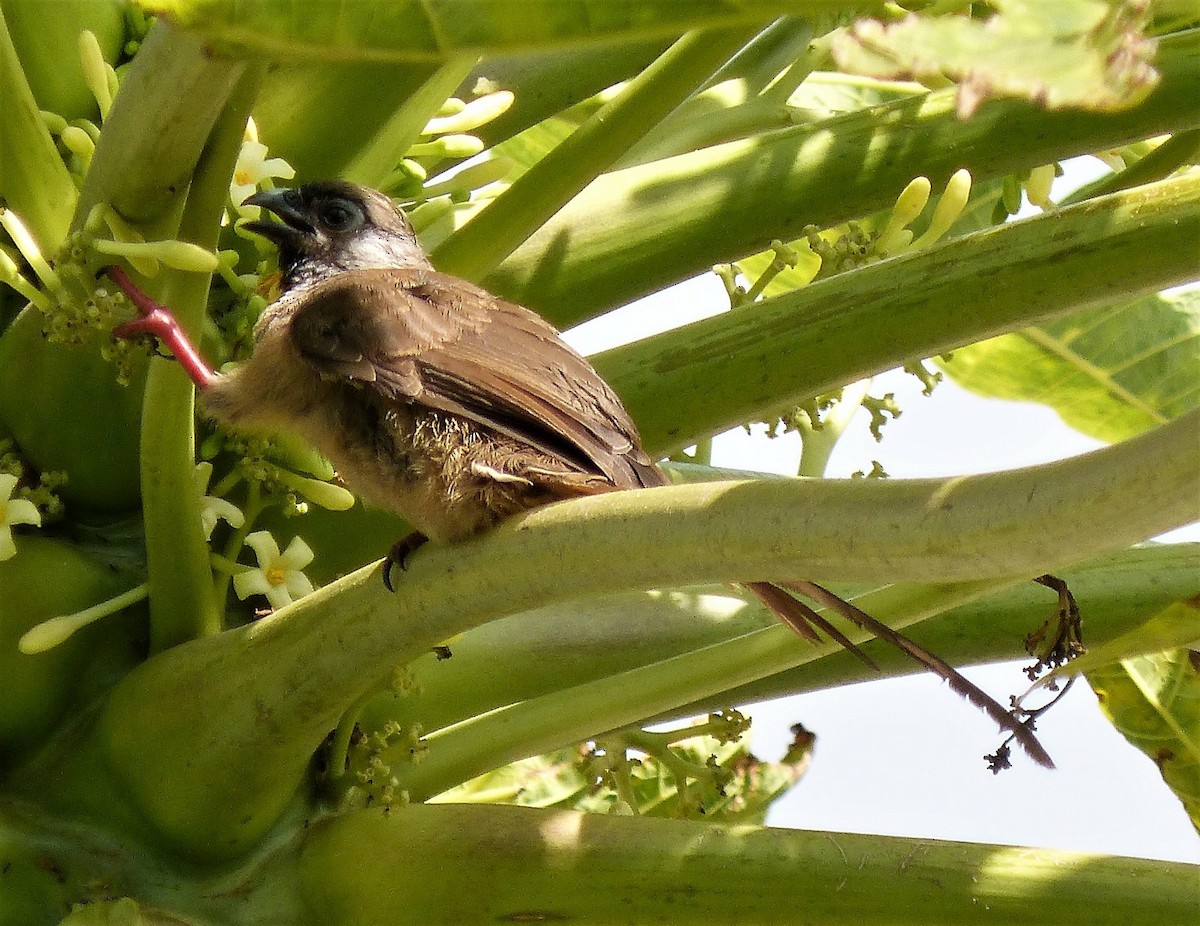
[[88, 409, 1198, 856]]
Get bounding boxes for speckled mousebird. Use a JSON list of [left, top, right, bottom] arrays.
[[107, 179, 1054, 769]]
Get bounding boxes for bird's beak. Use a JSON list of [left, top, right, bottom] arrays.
[[241, 188, 314, 249]]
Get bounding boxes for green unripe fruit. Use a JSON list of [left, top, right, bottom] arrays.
[[0, 536, 133, 748], [1, 0, 125, 122], [0, 307, 144, 512]]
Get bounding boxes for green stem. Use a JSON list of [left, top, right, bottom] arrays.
[[340, 56, 478, 188], [297, 804, 1200, 925], [214, 484, 265, 609], [593, 173, 1200, 456], [461, 38, 670, 151], [74, 20, 247, 230], [394, 580, 1011, 801], [327, 683, 383, 783], [432, 26, 760, 279], [352, 545, 1199, 745], [91, 409, 1198, 856], [615, 20, 819, 169], [1061, 128, 1200, 205], [140, 66, 263, 652], [486, 29, 1200, 321], [0, 5, 77, 249], [796, 379, 872, 477], [18, 583, 150, 655]]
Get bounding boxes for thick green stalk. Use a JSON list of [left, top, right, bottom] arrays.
[[298, 805, 1200, 926], [399, 579, 1013, 801], [685, 543, 1200, 715], [4, 798, 1193, 925], [340, 56, 478, 187], [613, 18, 819, 168], [459, 38, 670, 151], [432, 26, 760, 278], [1061, 127, 1200, 205], [593, 173, 1200, 455], [0, 4, 77, 248], [349, 545, 1200, 742], [74, 20, 246, 228], [88, 410, 1197, 856], [253, 59, 464, 185], [486, 29, 1200, 320], [139, 68, 263, 652], [144, 0, 869, 62]]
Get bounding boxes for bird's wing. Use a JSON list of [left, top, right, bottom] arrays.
[[287, 267, 665, 489]]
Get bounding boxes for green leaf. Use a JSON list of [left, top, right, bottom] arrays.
[[1089, 649, 1200, 831], [597, 176, 1200, 457], [435, 747, 590, 808], [0, 3, 78, 248], [485, 29, 1200, 322], [142, 0, 858, 63], [1057, 597, 1200, 678], [832, 0, 1160, 118], [938, 290, 1200, 443], [492, 115, 576, 175]]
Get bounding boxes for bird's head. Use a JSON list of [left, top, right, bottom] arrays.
[[243, 181, 431, 289]]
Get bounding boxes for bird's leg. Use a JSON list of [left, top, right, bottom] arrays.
[[106, 266, 216, 389], [382, 531, 430, 592]]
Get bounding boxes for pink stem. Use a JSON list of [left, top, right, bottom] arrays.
[[106, 265, 216, 389]]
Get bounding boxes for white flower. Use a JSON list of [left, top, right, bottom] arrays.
[[194, 462, 245, 540], [230, 140, 295, 212], [233, 530, 315, 610], [0, 473, 41, 561]]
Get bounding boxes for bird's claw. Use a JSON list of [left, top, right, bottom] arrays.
[[382, 531, 429, 592]]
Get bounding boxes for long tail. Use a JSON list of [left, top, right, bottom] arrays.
[[748, 579, 1054, 770], [744, 581, 878, 669]]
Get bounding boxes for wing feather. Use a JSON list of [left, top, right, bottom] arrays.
[[287, 268, 664, 489]]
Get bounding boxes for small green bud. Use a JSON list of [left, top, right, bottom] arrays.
[[0, 208, 61, 293], [892, 176, 932, 229], [1025, 164, 1057, 210], [19, 584, 148, 654], [274, 469, 356, 511], [407, 198, 455, 234], [407, 134, 486, 160], [876, 176, 931, 255], [911, 168, 971, 250], [69, 118, 102, 143], [60, 125, 96, 164], [421, 156, 513, 199], [78, 30, 114, 120], [91, 239, 220, 273], [422, 91, 514, 135], [40, 111, 68, 134]]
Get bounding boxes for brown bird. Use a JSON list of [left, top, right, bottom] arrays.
[[108, 179, 1053, 769]]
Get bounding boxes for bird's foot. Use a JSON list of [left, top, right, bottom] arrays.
[[382, 531, 429, 592], [105, 266, 216, 389]]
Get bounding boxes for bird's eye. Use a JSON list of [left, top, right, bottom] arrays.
[[318, 199, 363, 232]]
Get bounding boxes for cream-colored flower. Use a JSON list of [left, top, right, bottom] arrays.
[[0, 473, 41, 561], [233, 530, 315, 610], [230, 140, 295, 212], [194, 462, 245, 540]]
